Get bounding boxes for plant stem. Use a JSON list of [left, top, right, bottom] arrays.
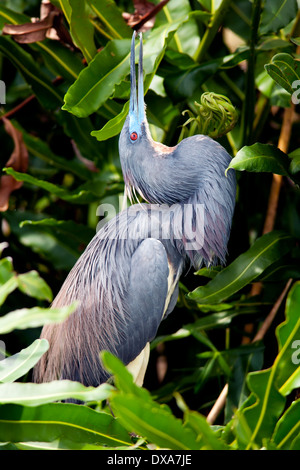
[[193, 0, 232, 63], [240, 0, 261, 147], [262, 105, 294, 234]]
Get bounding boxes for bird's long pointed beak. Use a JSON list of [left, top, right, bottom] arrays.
[[138, 32, 145, 122], [129, 31, 145, 124], [130, 31, 137, 116]]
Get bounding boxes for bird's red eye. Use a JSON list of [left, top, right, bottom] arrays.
[[130, 132, 138, 141]]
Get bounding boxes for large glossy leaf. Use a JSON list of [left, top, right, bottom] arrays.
[[259, 0, 298, 35], [225, 342, 264, 423], [0, 276, 18, 306], [3, 168, 99, 204], [20, 218, 95, 249], [17, 271, 53, 302], [0, 262, 52, 306], [226, 143, 291, 176], [289, 148, 300, 175], [0, 257, 14, 284], [183, 409, 228, 449], [109, 393, 203, 450], [0, 381, 113, 406], [91, 101, 129, 141], [63, 38, 131, 117], [69, 0, 97, 63], [237, 282, 300, 448], [272, 400, 300, 450], [0, 403, 131, 447], [12, 440, 138, 450], [188, 231, 294, 304], [265, 53, 300, 96], [0, 304, 76, 335], [276, 281, 300, 395], [102, 352, 203, 450], [51, 0, 71, 24], [0, 339, 49, 383], [155, 0, 202, 57]]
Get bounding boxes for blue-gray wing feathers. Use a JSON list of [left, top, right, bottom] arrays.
[[117, 238, 169, 366]]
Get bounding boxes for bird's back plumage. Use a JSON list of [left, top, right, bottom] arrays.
[[33, 204, 184, 386]]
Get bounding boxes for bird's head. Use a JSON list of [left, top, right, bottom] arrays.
[[119, 31, 153, 202]]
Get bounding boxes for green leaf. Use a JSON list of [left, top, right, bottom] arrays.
[[239, 368, 286, 449], [0, 36, 62, 109], [0, 304, 77, 335], [63, 38, 131, 117], [183, 409, 228, 449], [264, 53, 300, 96], [51, 0, 71, 24], [20, 218, 95, 250], [259, 0, 298, 35], [276, 281, 300, 396], [156, 0, 202, 57], [86, 0, 132, 40], [91, 101, 129, 141], [0, 403, 131, 447], [188, 231, 294, 304], [17, 271, 53, 302], [0, 258, 52, 304], [291, 37, 300, 47], [103, 351, 222, 450], [225, 342, 264, 423], [0, 257, 14, 285], [237, 282, 300, 448], [0, 276, 18, 307], [19, 126, 92, 180], [226, 142, 291, 176], [0, 339, 49, 383], [272, 400, 300, 450], [69, 0, 97, 63], [0, 381, 113, 406], [109, 393, 202, 450], [3, 211, 83, 272], [101, 351, 149, 399], [34, 39, 84, 82], [164, 49, 249, 103], [195, 266, 223, 279], [289, 148, 300, 175], [3, 168, 98, 204]]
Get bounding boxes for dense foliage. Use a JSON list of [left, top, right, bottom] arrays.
[[0, 0, 300, 450]]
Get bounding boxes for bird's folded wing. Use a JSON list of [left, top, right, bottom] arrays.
[[117, 238, 169, 367]]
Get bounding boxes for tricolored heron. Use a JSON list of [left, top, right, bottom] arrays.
[[33, 32, 236, 388]]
